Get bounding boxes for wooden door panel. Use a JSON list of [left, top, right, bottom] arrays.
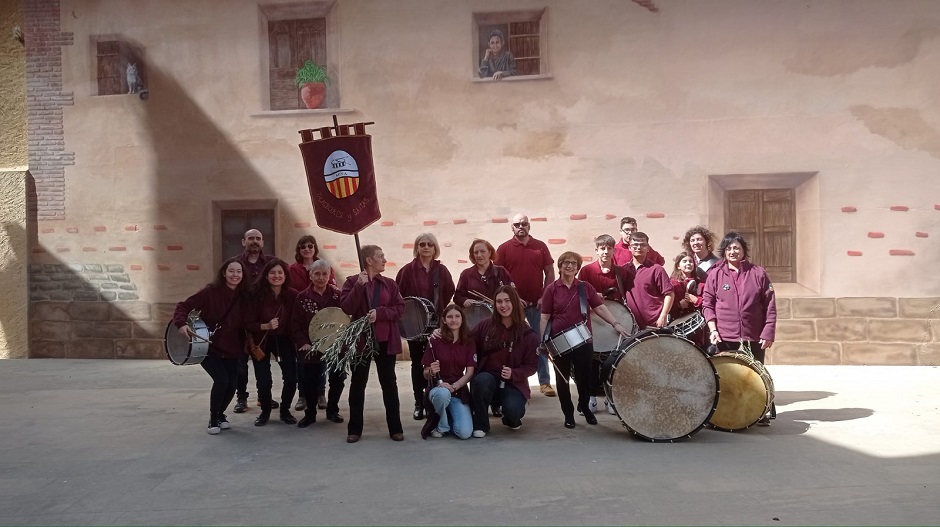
[[724, 187, 795, 282]]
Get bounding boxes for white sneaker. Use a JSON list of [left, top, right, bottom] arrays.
[[430, 430, 444, 438], [207, 419, 221, 435], [605, 399, 616, 415], [589, 396, 598, 412], [218, 414, 231, 430], [472, 430, 486, 438]]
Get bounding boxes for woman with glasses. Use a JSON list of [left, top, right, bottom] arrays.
[[395, 233, 455, 421], [541, 251, 630, 428], [453, 239, 515, 309]]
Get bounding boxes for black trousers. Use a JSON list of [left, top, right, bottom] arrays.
[[251, 334, 294, 412], [553, 344, 593, 419], [407, 338, 427, 407], [470, 372, 527, 433], [347, 342, 403, 437], [200, 353, 238, 416], [299, 361, 347, 416], [236, 353, 250, 400]]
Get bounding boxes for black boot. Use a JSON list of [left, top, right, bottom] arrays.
[[280, 410, 298, 425], [254, 409, 271, 426], [298, 411, 316, 428]]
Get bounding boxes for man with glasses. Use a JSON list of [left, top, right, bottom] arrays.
[[496, 213, 557, 396], [613, 217, 665, 267], [624, 232, 674, 330]]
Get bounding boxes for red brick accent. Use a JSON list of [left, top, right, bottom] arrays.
[[868, 232, 884, 238], [124, 225, 139, 231], [167, 245, 183, 251], [443, 242, 452, 247], [55, 247, 69, 253], [889, 249, 915, 256], [841, 206, 857, 213], [889, 206, 909, 212], [386, 262, 397, 267], [41, 227, 55, 233], [582, 256, 593, 262], [672, 236, 680, 240], [31, 248, 46, 254], [423, 220, 438, 226], [646, 212, 665, 219], [403, 243, 414, 249], [323, 244, 337, 249], [381, 221, 395, 227], [186, 264, 200, 271], [142, 246, 155, 251], [569, 214, 587, 220], [153, 224, 168, 230], [66, 227, 78, 233], [847, 250, 863, 256], [935, 204, 940, 211], [293, 222, 311, 228], [605, 214, 617, 220], [93, 226, 107, 232], [548, 238, 566, 244], [340, 262, 358, 268], [915, 232, 928, 238], [531, 217, 547, 222], [453, 219, 467, 225], [82, 247, 95, 252], [457, 259, 468, 264], [492, 217, 508, 223], [130, 265, 143, 271], [157, 264, 171, 271], [109, 246, 127, 252]]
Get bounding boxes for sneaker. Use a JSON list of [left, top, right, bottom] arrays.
[[295, 397, 306, 411], [317, 394, 327, 410], [540, 383, 557, 397], [233, 398, 248, 414], [430, 430, 444, 438], [605, 399, 616, 415], [257, 400, 280, 409], [207, 418, 221, 435], [508, 423, 522, 431], [471, 430, 486, 438], [589, 396, 598, 413], [218, 414, 231, 430], [757, 416, 771, 427]]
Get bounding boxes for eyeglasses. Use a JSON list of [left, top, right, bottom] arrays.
[[560, 261, 579, 267], [630, 242, 648, 248], [512, 222, 530, 228], [299, 244, 316, 250], [621, 227, 637, 234], [418, 242, 435, 248]]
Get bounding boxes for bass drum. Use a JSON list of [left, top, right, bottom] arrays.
[[463, 303, 493, 332], [602, 329, 719, 442], [708, 351, 775, 431], [399, 297, 436, 340], [590, 300, 636, 354]]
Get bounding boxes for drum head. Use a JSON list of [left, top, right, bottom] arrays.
[[708, 352, 775, 431], [308, 307, 351, 351], [591, 300, 635, 352], [463, 303, 493, 331], [604, 331, 718, 442], [164, 319, 209, 366], [399, 297, 433, 339]]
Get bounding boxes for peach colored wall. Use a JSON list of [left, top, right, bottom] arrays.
[[28, 0, 940, 308]]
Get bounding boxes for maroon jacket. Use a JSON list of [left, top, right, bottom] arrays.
[[453, 263, 514, 307], [702, 259, 776, 342], [670, 277, 702, 319], [235, 251, 270, 285], [340, 274, 405, 356], [472, 319, 539, 399], [540, 278, 604, 334], [244, 287, 298, 342], [394, 258, 456, 317], [290, 285, 342, 364], [288, 260, 337, 292], [173, 285, 246, 359]]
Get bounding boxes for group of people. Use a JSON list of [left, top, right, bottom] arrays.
[[173, 212, 777, 440]]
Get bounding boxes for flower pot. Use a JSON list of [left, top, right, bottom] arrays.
[[300, 82, 326, 109]]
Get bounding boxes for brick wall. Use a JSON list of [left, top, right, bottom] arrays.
[[771, 297, 940, 366]]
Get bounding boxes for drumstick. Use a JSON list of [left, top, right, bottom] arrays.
[[468, 290, 495, 304], [546, 351, 570, 384], [499, 342, 512, 389], [189, 332, 211, 344]]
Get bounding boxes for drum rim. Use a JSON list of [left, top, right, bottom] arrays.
[[164, 318, 210, 366], [602, 330, 720, 442], [400, 296, 436, 339], [706, 352, 775, 432]]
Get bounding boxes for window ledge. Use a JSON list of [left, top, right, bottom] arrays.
[[472, 74, 553, 83], [251, 108, 356, 118]]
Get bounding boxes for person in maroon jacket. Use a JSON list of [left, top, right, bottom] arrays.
[[290, 259, 346, 427], [702, 232, 777, 425], [613, 217, 665, 267], [453, 238, 514, 309], [682, 226, 719, 280], [395, 233, 455, 421], [469, 285, 540, 437], [173, 257, 248, 435], [541, 251, 630, 429], [669, 251, 706, 348], [422, 304, 476, 439], [577, 234, 634, 303], [341, 245, 406, 443], [234, 228, 273, 414], [245, 258, 299, 427], [287, 235, 336, 414], [624, 232, 675, 330]]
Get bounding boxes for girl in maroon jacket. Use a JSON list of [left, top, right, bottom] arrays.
[[702, 232, 777, 425], [245, 258, 298, 427], [422, 304, 476, 439], [173, 257, 248, 435], [669, 251, 707, 348]]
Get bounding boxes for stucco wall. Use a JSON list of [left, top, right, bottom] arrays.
[[21, 0, 940, 363], [0, 0, 27, 168]]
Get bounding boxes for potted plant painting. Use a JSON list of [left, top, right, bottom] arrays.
[[295, 60, 331, 109]]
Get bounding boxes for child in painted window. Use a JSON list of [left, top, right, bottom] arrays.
[[479, 30, 516, 80]]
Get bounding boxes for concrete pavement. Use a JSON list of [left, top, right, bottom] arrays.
[[0, 360, 937, 526]]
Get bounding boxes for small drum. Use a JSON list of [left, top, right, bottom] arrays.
[[164, 316, 211, 366], [546, 322, 592, 358], [708, 351, 775, 431], [308, 307, 351, 351], [602, 330, 719, 442], [464, 302, 493, 331], [590, 300, 636, 355], [399, 297, 437, 340], [666, 311, 706, 338]]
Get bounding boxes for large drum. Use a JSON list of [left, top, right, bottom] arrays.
[[708, 351, 775, 431], [307, 307, 351, 353], [591, 300, 636, 356], [399, 297, 437, 339], [602, 329, 719, 442], [463, 302, 493, 331], [164, 315, 211, 366]]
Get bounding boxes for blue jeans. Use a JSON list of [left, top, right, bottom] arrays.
[[428, 386, 472, 439], [470, 372, 527, 433], [524, 305, 551, 385]]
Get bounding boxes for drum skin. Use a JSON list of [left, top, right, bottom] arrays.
[[602, 330, 718, 442], [399, 297, 435, 339], [308, 307, 351, 351], [164, 317, 211, 366], [708, 352, 775, 431], [463, 303, 493, 332], [590, 300, 636, 352]]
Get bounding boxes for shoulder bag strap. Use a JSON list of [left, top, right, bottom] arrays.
[[579, 282, 588, 322]]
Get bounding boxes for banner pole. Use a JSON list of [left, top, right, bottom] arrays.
[[354, 232, 364, 271]]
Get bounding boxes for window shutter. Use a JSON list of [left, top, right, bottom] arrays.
[[269, 18, 327, 110]]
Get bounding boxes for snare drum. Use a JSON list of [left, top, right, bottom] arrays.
[[708, 351, 775, 431], [602, 329, 719, 442], [308, 307, 351, 353], [164, 315, 211, 366], [666, 311, 706, 338], [546, 322, 592, 358], [590, 300, 636, 354], [463, 302, 493, 331], [399, 297, 437, 339]]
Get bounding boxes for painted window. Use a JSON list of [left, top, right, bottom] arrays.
[[474, 9, 546, 80], [267, 18, 330, 110]]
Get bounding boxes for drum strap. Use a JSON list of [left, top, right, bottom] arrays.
[[579, 282, 587, 322], [371, 279, 382, 309], [431, 266, 441, 312], [212, 292, 240, 334]]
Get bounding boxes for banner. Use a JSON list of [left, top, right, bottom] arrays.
[[299, 133, 382, 235]]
